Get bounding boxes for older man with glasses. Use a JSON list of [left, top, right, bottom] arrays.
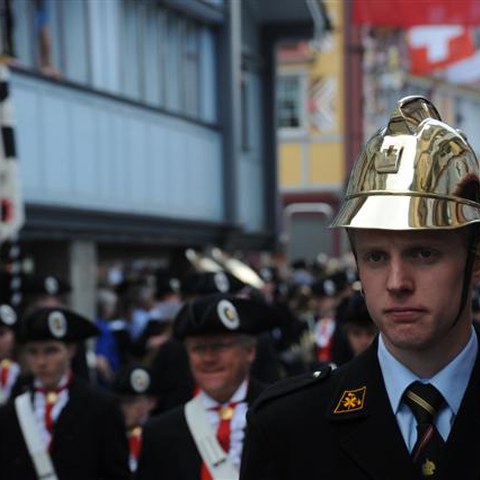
[[135, 293, 276, 480]]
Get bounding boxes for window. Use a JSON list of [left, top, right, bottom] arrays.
[[165, 11, 181, 112], [182, 20, 200, 117], [11, 0, 212, 123], [241, 72, 250, 151], [13, 0, 89, 83], [277, 74, 305, 130], [120, 0, 142, 100]]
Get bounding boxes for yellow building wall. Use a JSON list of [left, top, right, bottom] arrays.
[[279, 144, 302, 186], [309, 143, 344, 184], [278, 0, 345, 190]]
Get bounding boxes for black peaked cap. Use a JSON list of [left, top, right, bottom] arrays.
[[18, 307, 100, 343], [23, 273, 71, 296], [112, 364, 154, 396], [174, 293, 278, 340], [180, 271, 247, 296], [0, 272, 70, 304]]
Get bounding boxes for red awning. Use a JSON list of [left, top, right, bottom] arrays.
[[354, 0, 480, 27]]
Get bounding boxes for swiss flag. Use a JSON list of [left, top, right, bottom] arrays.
[[407, 26, 476, 75]]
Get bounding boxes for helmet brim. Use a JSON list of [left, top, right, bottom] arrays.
[[330, 194, 480, 230]]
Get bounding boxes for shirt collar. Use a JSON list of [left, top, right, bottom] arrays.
[[378, 328, 477, 415], [33, 371, 72, 391], [199, 379, 248, 409]]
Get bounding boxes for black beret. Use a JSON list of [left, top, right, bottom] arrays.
[[23, 274, 71, 296], [155, 276, 181, 298], [173, 293, 277, 340], [18, 307, 100, 343], [112, 364, 154, 396], [311, 278, 338, 298], [311, 270, 352, 298], [180, 271, 247, 296], [0, 272, 70, 305]]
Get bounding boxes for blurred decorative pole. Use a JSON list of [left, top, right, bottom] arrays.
[[0, 56, 25, 309]]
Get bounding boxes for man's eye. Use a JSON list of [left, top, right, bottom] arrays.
[[45, 347, 60, 355], [415, 248, 436, 259], [366, 252, 385, 263]]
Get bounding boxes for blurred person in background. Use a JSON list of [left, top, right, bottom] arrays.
[[289, 258, 314, 287], [20, 272, 93, 383], [0, 303, 19, 405], [343, 290, 378, 356], [94, 287, 122, 387], [0, 307, 130, 479], [256, 265, 307, 377], [130, 272, 183, 364], [22, 273, 71, 313], [146, 268, 282, 415], [136, 293, 275, 480], [112, 364, 157, 474], [310, 271, 353, 368]]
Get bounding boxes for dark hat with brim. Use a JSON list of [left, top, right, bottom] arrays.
[[112, 364, 154, 396], [23, 274, 71, 296], [311, 270, 351, 298], [18, 307, 100, 343], [174, 293, 277, 340], [0, 272, 70, 305], [180, 271, 247, 296]]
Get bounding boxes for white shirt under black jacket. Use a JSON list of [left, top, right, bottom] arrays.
[[197, 379, 249, 470]]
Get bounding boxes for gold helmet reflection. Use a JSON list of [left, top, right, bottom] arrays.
[[331, 96, 480, 230]]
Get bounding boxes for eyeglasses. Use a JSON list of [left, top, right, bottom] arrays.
[[187, 340, 240, 356]]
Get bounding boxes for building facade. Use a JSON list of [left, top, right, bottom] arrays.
[[7, 0, 319, 316], [276, 0, 346, 262]]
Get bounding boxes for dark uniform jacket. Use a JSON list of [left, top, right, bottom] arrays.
[[240, 335, 480, 480], [0, 377, 131, 480], [135, 378, 266, 480]]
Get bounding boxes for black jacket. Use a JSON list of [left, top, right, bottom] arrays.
[[136, 378, 266, 480], [0, 378, 131, 480], [240, 335, 480, 480]]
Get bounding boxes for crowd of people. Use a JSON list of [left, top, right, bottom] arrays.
[[0, 247, 376, 479]]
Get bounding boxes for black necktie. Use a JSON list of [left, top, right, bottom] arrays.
[[403, 382, 446, 478]]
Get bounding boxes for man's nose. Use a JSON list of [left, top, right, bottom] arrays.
[[386, 258, 413, 294], [36, 353, 48, 366]]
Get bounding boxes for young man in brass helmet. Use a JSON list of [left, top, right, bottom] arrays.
[[240, 96, 480, 480]]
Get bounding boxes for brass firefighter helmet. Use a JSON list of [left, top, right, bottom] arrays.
[[331, 96, 480, 230]]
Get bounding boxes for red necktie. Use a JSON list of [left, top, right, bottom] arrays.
[[128, 427, 142, 469], [0, 359, 10, 387], [34, 374, 72, 448], [200, 402, 238, 480]]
